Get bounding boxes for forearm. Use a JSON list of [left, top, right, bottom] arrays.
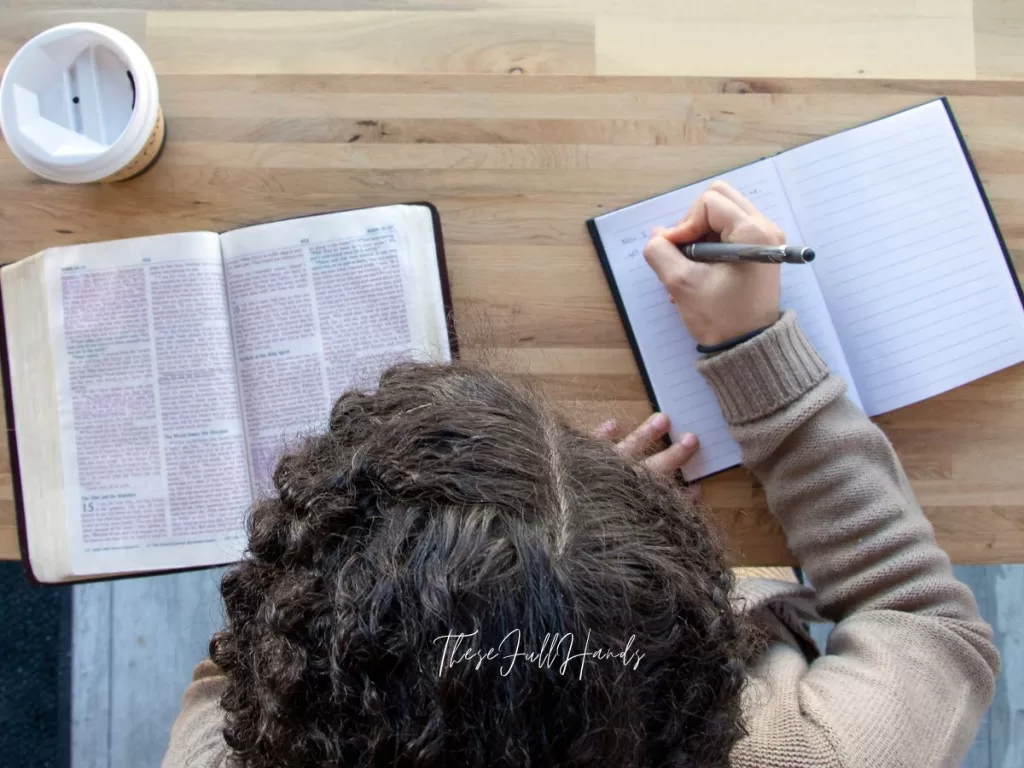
[[699, 312, 998, 764], [698, 310, 989, 625], [746, 381, 983, 620], [646, 180, 997, 763]]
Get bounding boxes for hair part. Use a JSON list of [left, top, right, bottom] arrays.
[[212, 363, 751, 768]]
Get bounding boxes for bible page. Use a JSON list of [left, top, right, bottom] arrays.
[[43, 233, 251, 577], [221, 205, 451, 495], [591, 160, 860, 480], [775, 99, 1024, 416]]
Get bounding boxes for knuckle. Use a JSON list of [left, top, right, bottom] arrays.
[[665, 271, 688, 291], [766, 224, 786, 244]]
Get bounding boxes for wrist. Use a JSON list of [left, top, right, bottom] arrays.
[[687, 305, 782, 348], [696, 311, 830, 424], [696, 322, 774, 354]]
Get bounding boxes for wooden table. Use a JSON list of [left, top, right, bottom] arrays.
[[2, 75, 1023, 565]]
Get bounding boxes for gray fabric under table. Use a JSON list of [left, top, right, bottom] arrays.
[[0, 561, 71, 768]]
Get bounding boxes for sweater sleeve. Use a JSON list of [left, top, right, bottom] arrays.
[[697, 310, 1000, 768], [161, 660, 230, 768]]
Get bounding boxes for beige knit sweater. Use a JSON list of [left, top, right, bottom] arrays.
[[162, 310, 999, 768]]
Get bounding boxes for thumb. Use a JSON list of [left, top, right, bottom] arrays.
[[643, 234, 703, 289], [657, 217, 703, 245]]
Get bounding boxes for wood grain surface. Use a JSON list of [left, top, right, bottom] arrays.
[[3, 1, 1023, 80], [2, 75, 1023, 564]]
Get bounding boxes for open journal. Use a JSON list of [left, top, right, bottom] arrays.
[[0, 203, 455, 584], [589, 98, 1024, 481]]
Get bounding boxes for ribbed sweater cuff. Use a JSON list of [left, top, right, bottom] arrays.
[[696, 310, 829, 425]]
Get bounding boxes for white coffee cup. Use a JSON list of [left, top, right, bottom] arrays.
[[0, 23, 166, 184]]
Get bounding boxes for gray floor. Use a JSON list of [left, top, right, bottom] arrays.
[[72, 568, 226, 768], [955, 566, 1024, 768], [806, 565, 1023, 768], [73, 566, 1023, 768]]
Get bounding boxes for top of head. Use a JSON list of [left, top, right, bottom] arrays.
[[212, 362, 752, 767]]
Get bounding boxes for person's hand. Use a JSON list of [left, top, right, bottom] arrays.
[[642, 180, 784, 347], [595, 413, 698, 475]]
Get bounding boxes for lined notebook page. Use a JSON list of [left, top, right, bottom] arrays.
[[776, 100, 1024, 416], [592, 160, 858, 480]]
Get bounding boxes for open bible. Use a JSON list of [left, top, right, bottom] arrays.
[[589, 99, 1024, 480], [1, 204, 454, 584]]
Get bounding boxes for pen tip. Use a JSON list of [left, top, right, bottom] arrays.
[[803, 248, 816, 262]]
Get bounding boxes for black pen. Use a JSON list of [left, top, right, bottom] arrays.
[[679, 242, 815, 265]]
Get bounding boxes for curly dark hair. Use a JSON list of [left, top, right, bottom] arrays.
[[212, 363, 751, 768]]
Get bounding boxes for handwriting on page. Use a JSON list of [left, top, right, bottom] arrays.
[[776, 100, 1024, 415]]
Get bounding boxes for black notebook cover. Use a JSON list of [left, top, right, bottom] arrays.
[[0, 201, 457, 585], [587, 97, 1022, 479]]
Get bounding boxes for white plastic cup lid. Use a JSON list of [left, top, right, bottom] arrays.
[[0, 23, 160, 183]]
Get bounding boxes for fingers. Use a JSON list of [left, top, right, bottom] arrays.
[[659, 189, 748, 245], [594, 419, 620, 441], [643, 233, 706, 290], [707, 180, 760, 216], [615, 412, 669, 460], [604, 412, 700, 478], [655, 181, 784, 247], [656, 196, 711, 244], [644, 182, 765, 289], [644, 433, 699, 476], [612, 414, 700, 477]]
